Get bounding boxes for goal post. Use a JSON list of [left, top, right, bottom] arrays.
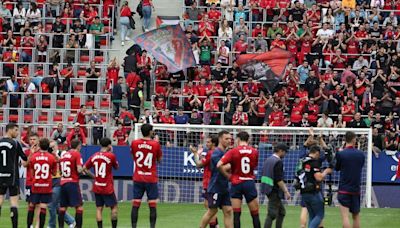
[[133, 124, 373, 208]]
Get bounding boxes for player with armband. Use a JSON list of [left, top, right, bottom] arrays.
[[58, 139, 84, 228], [190, 135, 219, 228], [199, 130, 233, 228], [83, 137, 119, 228], [27, 138, 57, 228], [130, 124, 162, 228], [217, 131, 261, 228]]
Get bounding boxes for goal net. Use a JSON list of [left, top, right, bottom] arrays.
[[133, 124, 372, 208]]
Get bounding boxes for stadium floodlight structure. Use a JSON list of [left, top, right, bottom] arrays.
[[134, 124, 373, 208]]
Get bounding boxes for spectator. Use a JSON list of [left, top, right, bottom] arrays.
[[89, 16, 104, 51], [223, 93, 236, 125], [297, 61, 310, 84], [51, 123, 67, 145], [141, 0, 154, 31], [0, 1, 11, 30], [341, 99, 356, 123], [289, 98, 304, 127], [92, 119, 104, 145], [199, 36, 212, 65], [233, 34, 248, 54], [138, 50, 152, 100], [75, 105, 90, 127], [254, 32, 268, 52], [112, 77, 125, 118], [113, 123, 129, 145], [348, 112, 367, 128], [120, 1, 133, 46], [123, 50, 138, 76], [70, 19, 87, 46], [384, 128, 399, 152], [36, 35, 48, 62], [21, 77, 36, 110], [218, 19, 233, 43], [26, 2, 41, 27], [383, 12, 398, 27], [232, 104, 248, 126], [334, 114, 347, 128], [20, 29, 35, 62], [317, 112, 333, 127], [88, 108, 101, 124], [106, 58, 120, 91], [65, 35, 79, 62], [304, 70, 320, 97], [269, 104, 285, 126], [306, 98, 319, 127], [203, 96, 219, 125], [85, 61, 101, 100], [372, 127, 384, 158], [353, 56, 369, 71], [217, 40, 230, 66], [130, 81, 144, 120], [139, 109, 154, 124], [66, 123, 87, 146], [6, 74, 19, 111], [184, 2, 200, 30], [175, 106, 189, 124]]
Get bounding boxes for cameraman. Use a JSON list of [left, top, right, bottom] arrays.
[[299, 146, 332, 228]]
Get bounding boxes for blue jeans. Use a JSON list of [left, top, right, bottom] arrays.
[[142, 6, 152, 29], [21, 51, 32, 62], [120, 16, 130, 41], [48, 185, 75, 228], [302, 192, 324, 228]]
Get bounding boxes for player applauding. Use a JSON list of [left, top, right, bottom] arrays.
[[130, 124, 162, 228], [27, 138, 57, 228], [59, 139, 84, 228], [84, 137, 119, 228], [190, 135, 219, 228], [217, 131, 261, 228]]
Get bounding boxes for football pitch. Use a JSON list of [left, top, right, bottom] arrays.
[[1, 202, 400, 227]]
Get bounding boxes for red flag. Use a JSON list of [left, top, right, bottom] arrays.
[[396, 156, 400, 179], [236, 48, 291, 77]]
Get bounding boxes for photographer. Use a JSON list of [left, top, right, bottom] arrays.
[[298, 146, 332, 228]]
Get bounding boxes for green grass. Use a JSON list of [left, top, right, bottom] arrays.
[[1, 202, 400, 227]]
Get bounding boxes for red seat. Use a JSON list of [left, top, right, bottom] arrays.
[[56, 99, 66, 108], [38, 115, 48, 122], [24, 115, 33, 123], [71, 97, 81, 109], [53, 115, 63, 122], [101, 117, 107, 123], [78, 70, 87, 77], [80, 56, 90, 62], [68, 115, 75, 122], [94, 56, 104, 63], [74, 84, 84, 92], [42, 99, 51, 107], [0, 115, 3, 121], [100, 39, 107, 46], [100, 100, 110, 108], [9, 115, 18, 122], [86, 100, 95, 107]]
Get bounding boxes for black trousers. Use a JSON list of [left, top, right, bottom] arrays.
[[265, 191, 286, 228]]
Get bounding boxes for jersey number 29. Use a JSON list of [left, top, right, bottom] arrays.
[[34, 163, 50, 179]]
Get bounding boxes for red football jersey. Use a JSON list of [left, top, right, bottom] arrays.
[[131, 139, 162, 183], [25, 149, 34, 187], [200, 149, 215, 190], [60, 149, 83, 185], [30, 151, 57, 194], [84, 151, 119, 195], [220, 145, 259, 185]]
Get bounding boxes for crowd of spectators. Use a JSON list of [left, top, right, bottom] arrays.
[[118, 0, 400, 152]]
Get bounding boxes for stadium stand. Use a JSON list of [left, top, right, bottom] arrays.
[[0, 0, 399, 153]]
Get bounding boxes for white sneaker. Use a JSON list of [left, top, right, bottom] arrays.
[[69, 222, 76, 228], [121, 41, 125, 46], [125, 36, 131, 41]]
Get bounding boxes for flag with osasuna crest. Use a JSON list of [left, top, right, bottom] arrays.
[[237, 48, 291, 93], [133, 25, 196, 73]]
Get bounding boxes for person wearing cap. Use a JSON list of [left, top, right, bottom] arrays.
[[261, 144, 291, 228], [66, 123, 87, 147]]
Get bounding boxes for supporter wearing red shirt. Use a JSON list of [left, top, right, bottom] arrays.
[[286, 37, 298, 62], [232, 105, 249, 125], [295, 86, 309, 106], [277, 0, 291, 18], [306, 98, 320, 127], [354, 25, 368, 40], [126, 72, 141, 93], [106, 59, 120, 91], [207, 3, 221, 25], [25, 134, 40, 198], [298, 35, 312, 64], [234, 35, 248, 54], [269, 104, 285, 126], [341, 99, 356, 123], [203, 96, 219, 124], [153, 96, 167, 113], [113, 123, 129, 145], [323, 43, 334, 66], [198, 15, 215, 37], [346, 36, 359, 64], [252, 23, 265, 37], [183, 81, 199, 97], [290, 98, 304, 126], [21, 30, 35, 61], [197, 78, 208, 101], [206, 80, 223, 104], [270, 33, 286, 50], [255, 91, 268, 119], [66, 123, 87, 146], [306, 4, 321, 24], [332, 49, 347, 69], [242, 77, 259, 97], [160, 109, 175, 124]]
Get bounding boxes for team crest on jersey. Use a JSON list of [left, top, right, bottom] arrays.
[[304, 164, 311, 172]]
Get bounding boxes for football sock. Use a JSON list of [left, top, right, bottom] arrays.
[[111, 218, 118, 228], [58, 209, 65, 228], [11, 207, 18, 228], [75, 208, 83, 228], [27, 205, 35, 228], [251, 210, 261, 228], [131, 206, 139, 228], [233, 208, 241, 228], [39, 208, 46, 228], [97, 220, 103, 228], [149, 206, 157, 228]]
